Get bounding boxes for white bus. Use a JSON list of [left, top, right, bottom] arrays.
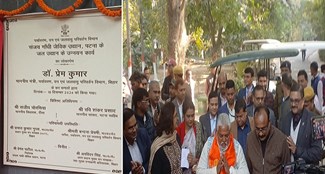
[[261, 41, 325, 80]]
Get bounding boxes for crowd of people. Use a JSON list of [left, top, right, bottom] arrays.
[[123, 59, 325, 174]]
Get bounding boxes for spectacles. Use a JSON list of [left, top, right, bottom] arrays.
[[290, 98, 302, 105], [255, 124, 269, 133]]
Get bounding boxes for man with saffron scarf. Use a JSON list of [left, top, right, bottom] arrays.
[[196, 113, 249, 174]]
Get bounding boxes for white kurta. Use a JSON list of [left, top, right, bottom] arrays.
[[196, 137, 249, 174]]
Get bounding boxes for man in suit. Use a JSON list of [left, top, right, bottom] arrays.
[[123, 108, 151, 174], [280, 82, 322, 164], [147, 80, 163, 125], [199, 91, 219, 143], [246, 85, 276, 126], [172, 78, 187, 125], [219, 80, 237, 123], [230, 98, 254, 155], [237, 67, 254, 106]]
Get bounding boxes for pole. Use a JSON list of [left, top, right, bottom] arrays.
[[139, 0, 145, 72], [126, 0, 132, 79]]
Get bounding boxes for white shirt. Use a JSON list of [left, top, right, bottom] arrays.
[[227, 103, 236, 123], [210, 115, 217, 135], [127, 139, 143, 164], [245, 85, 254, 99], [177, 100, 184, 122], [197, 137, 249, 174], [316, 77, 323, 110], [290, 119, 301, 162], [150, 104, 157, 117]]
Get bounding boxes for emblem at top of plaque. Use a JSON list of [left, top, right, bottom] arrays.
[[61, 24, 69, 37]]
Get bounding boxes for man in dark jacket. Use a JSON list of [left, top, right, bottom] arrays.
[[237, 67, 254, 106], [123, 108, 151, 174], [280, 82, 322, 164], [132, 88, 156, 141], [246, 105, 291, 174]]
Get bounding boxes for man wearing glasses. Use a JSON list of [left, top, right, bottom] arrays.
[[132, 88, 156, 141], [197, 113, 249, 174], [280, 82, 322, 164], [246, 105, 290, 174]]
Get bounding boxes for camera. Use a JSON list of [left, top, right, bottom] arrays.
[[283, 158, 324, 174]]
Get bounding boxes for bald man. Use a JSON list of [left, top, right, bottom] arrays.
[[246, 105, 290, 174]]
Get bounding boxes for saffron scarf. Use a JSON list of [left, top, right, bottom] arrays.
[[208, 134, 236, 174]]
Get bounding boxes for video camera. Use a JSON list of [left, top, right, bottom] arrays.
[[283, 159, 325, 174]]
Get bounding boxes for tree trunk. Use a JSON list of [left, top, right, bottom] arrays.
[[206, 0, 222, 61], [167, 0, 189, 65]]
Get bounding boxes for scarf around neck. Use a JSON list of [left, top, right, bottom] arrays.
[[148, 131, 177, 174], [176, 121, 196, 145], [208, 134, 236, 174]]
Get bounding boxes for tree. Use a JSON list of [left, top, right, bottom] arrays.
[[304, 0, 325, 40], [187, 0, 242, 61], [167, 0, 191, 65]]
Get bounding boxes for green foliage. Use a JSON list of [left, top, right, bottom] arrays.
[[304, 0, 325, 40], [124, 0, 300, 72], [186, 0, 242, 58], [123, 0, 168, 70]]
